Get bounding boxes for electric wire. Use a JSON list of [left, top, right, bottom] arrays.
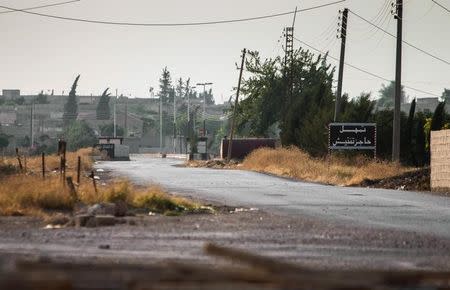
[[0, 0, 80, 15], [349, 9, 450, 66], [293, 36, 442, 97], [432, 0, 450, 13], [0, 0, 346, 27]]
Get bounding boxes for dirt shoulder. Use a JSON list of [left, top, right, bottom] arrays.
[[1, 206, 450, 271]]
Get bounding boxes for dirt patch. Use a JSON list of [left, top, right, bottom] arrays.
[[184, 159, 241, 169], [356, 168, 450, 196]]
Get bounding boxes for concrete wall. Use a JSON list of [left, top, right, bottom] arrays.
[[430, 129, 450, 191]]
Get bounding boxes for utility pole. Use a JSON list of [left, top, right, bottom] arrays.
[[173, 88, 177, 153], [114, 89, 117, 138], [392, 0, 403, 162], [160, 93, 163, 153], [227, 48, 246, 162], [334, 8, 348, 122], [196, 82, 213, 136], [30, 99, 34, 149], [124, 96, 128, 138]]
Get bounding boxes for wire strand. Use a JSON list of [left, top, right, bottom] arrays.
[[0, 0, 80, 15], [293, 36, 442, 97], [349, 9, 450, 66], [432, 0, 450, 13], [0, 0, 346, 27]]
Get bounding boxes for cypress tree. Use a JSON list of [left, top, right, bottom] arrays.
[[96, 88, 111, 120], [63, 75, 80, 127], [431, 101, 446, 131], [406, 98, 416, 164]]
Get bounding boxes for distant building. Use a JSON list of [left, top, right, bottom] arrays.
[[1, 89, 20, 100]]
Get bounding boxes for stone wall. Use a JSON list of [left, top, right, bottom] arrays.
[[430, 129, 450, 191]]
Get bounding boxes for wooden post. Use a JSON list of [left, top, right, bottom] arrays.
[[66, 177, 78, 202], [15, 148, 23, 171], [89, 170, 98, 194], [24, 154, 27, 172], [77, 156, 81, 184], [60, 156, 64, 180], [42, 152, 45, 179]]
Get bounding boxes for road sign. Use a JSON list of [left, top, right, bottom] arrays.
[[329, 123, 376, 150]]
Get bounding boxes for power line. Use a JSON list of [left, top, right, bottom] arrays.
[[432, 0, 450, 13], [0, 0, 80, 15], [0, 0, 346, 27], [293, 36, 442, 97], [348, 9, 450, 66]]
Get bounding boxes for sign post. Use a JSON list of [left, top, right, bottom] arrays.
[[328, 123, 377, 158]]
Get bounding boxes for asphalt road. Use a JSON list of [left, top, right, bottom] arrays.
[[99, 155, 450, 239]]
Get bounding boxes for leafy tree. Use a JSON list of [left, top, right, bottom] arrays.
[[377, 81, 406, 108], [175, 78, 184, 101], [0, 133, 9, 152], [63, 75, 80, 127], [340, 93, 375, 123], [36, 92, 49, 104], [96, 88, 111, 120], [14, 97, 25, 105], [65, 121, 97, 151], [99, 123, 124, 137], [236, 49, 335, 156], [199, 88, 215, 105], [158, 67, 172, 103], [18, 136, 31, 147]]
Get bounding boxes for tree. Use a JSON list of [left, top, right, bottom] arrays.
[[65, 121, 97, 151], [63, 75, 80, 127], [442, 89, 450, 102], [36, 92, 49, 104], [236, 49, 335, 156], [405, 98, 416, 164], [431, 101, 446, 131], [415, 114, 426, 167], [96, 88, 111, 120], [0, 133, 9, 156], [377, 81, 406, 108], [340, 93, 375, 123], [99, 123, 124, 137], [158, 67, 172, 103], [175, 78, 184, 101]]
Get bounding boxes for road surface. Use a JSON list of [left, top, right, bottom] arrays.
[[99, 155, 450, 239]]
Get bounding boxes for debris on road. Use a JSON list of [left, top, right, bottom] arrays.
[[356, 168, 434, 192]]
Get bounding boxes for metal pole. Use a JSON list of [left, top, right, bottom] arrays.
[[334, 8, 348, 122], [173, 88, 177, 153], [114, 89, 117, 137], [30, 99, 34, 149], [227, 49, 246, 163], [392, 0, 403, 162], [160, 95, 163, 152], [124, 97, 128, 137]]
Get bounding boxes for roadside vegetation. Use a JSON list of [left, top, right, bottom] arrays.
[[0, 149, 199, 217], [242, 147, 411, 186]]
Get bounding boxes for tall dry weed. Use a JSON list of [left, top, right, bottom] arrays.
[[0, 148, 197, 217], [242, 147, 411, 186]]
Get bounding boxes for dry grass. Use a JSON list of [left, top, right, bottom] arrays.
[[0, 149, 198, 217], [242, 147, 412, 186], [1, 147, 93, 173]]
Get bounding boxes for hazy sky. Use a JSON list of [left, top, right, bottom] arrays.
[[1, 0, 449, 103]]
